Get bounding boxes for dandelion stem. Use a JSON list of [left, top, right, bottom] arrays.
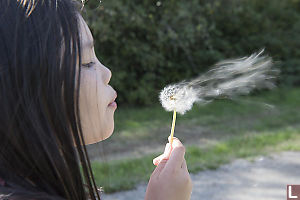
[[169, 109, 177, 147]]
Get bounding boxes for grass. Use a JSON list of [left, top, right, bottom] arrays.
[[92, 127, 300, 193], [88, 87, 300, 159], [88, 87, 300, 193], [113, 87, 300, 135]]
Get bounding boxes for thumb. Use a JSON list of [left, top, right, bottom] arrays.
[[153, 143, 171, 166], [152, 158, 168, 175], [165, 137, 185, 170]]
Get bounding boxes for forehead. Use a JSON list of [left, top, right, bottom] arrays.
[[77, 15, 93, 46]]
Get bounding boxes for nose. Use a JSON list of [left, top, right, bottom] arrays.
[[102, 65, 112, 85]]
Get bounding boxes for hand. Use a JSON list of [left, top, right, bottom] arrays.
[[145, 137, 193, 200]]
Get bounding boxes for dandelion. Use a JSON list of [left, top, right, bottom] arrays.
[[159, 83, 199, 115], [160, 49, 279, 146]]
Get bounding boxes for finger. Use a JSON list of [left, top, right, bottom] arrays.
[[168, 136, 183, 149], [152, 158, 168, 175], [163, 143, 172, 159], [153, 154, 164, 166], [168, 136, 178, 143], [165, 138, 185, 171], [153, 143, 171, 166], [168, 136, 179, 148], [181, 158, 187, 170]]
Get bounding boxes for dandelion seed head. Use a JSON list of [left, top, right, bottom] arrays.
[[159, 84, 198, 114], [159, 49, 279, 115]]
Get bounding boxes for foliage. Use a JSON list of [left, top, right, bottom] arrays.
[[82, 0, 300, 105]]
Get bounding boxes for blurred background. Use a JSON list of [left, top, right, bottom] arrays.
[[82, 0, 300, 198]]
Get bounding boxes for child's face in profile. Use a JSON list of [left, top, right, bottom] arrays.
[[77, 15, 117, 145]]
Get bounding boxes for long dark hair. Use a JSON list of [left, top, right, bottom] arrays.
[[0, 0, 100, 199]]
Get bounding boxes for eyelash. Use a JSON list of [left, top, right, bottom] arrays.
[[81, 62, 95, 68]]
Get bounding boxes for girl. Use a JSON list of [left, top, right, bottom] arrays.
[[0, 0, 193, 199]]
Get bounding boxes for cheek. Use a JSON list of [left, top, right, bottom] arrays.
[[80, 70, 101, 111], [79, 69, 107, 143]]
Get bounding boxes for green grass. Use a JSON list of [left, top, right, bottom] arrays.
[[89, 87, 300, 193], [113, 87, 300, 136], [92, 127, 300, 193], [187, 128, 300, 172], [92, 88, 300, 159]]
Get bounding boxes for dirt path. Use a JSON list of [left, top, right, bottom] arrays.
[[102, 151, 300, 200], [87, 124, 233, 161]]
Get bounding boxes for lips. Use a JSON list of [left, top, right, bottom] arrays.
[[108, 93, 117, 108], [108, 101, 117, 107]]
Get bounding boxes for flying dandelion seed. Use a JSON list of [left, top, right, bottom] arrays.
[[160, 49, 279, 146]]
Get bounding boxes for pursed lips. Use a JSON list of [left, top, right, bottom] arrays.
[[108, 91, 117, 107]]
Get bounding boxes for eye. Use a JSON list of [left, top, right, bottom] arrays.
[[81, 62, 95, 68]]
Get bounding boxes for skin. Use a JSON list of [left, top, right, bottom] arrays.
[[145, 137, 193, 200], [78, 16, 117, 145], [77, 15, 193, 199]]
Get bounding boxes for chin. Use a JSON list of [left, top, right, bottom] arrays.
[[101, 123, 114, 141], [83, 114, 115, 145], [101, 114, 115, 141], [94, 120, 114, 143], [82, 126, 114, 145]]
